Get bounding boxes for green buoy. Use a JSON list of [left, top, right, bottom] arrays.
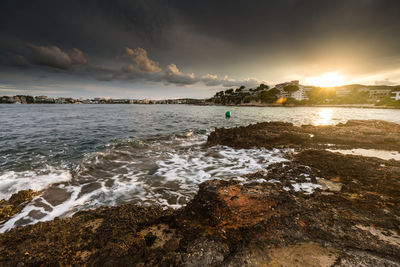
[[225, 111, 231, 118]]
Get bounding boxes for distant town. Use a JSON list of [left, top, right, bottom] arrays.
[[0, 95, 204, 105], [1, 81, 400, 107]]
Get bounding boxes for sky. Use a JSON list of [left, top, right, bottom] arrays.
[[1, 0, 400, 99]]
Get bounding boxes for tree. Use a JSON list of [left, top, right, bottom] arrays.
[[25, 95, 35, 103], [258, 88, 279, 103], [258, 83, 269, 90], [243, 96, 252, 103], [283, 84, 299, 93], [215, 91, 224, 98], [337, 89, 368, 104], [306, 87, 336, 104], [224, 88, 234, 95]]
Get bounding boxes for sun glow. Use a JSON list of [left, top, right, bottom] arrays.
[[313, 109, 334, 126], [304, 72, 345, 87]]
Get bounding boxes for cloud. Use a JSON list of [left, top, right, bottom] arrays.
[[6, 44, 263, 88], [27, 44, 72, 69], [121, 47, 161, 72], [26, 44, 87, 70], [86, 64, 120, 81], [374, 78, 396, 86], [0, 53, 30, 67], [199, 74, 260, 88], [121, 64, 135, 73], [201, 74, 220, 86], [70, 48, 87, 65], [221, 76, 260, 88], [164, 64, 196, 85]]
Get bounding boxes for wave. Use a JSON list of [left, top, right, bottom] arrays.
[[0, 132, 289, 232], [0, 166, 72, 201]]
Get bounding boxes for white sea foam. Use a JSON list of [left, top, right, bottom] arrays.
[[0, 167, 72, 200], [292, 182, 322, 194], [0, 135, 290, 232]]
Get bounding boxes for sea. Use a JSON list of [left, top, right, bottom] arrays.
[[1, 104, 400, 232]]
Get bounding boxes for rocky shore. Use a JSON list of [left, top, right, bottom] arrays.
[[1, 120, 400, 266]]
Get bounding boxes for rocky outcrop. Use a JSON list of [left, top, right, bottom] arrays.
[[1, 120, 400, 266], [207, 120, 400, 150], [1, 149, 399, 265]]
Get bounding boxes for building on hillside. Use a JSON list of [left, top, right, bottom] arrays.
[[275, 81, 299, 96], [35, 96, 47, 102], [274, 80, 311, 101], [368, 89, 392, 100], [335, 88, 351, 97], [391, 91, 400, 101], [294, 86, 313, 101]]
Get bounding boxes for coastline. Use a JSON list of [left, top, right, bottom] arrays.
[[1, 120, 400, 266], [197, 102, 400, 109], [2, 102, 400, 110]]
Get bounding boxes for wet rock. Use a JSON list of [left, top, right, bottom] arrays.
[[184, 179, 280, 230], [207, 120, 400, 150], [1, 171, 400, 265], [144, 232, 157, 246], [334, 249, 400, 267], [0, 190, 39, 223], [266, 243, 339, 267], [181, 238, 229, 267], [41, 186, 72, 206], [317, 178, 342, 192]]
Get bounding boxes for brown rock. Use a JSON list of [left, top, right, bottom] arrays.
[[0, 190, 39, 223]]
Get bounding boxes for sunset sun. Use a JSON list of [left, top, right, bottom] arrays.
[[305, 72, 345, 87]]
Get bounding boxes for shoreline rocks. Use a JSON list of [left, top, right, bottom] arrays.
[[1, 120, 400, 266], [207, 120, 400, 151], [0, 190, 39, 224]]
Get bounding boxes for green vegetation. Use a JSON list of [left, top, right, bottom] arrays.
[[210, 84, 279, 105], [305, 88, 335, 104], [258, 88, 279, 103], [283, 84, 299, 93], [376, 96, 400, 107], [209, 83, 400, 106], [304, 88, 369, 105]]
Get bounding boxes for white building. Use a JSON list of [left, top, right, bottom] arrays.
[[274, 80, 311, 101], [391, 91, 400, 101]]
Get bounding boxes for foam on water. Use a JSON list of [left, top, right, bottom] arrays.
[[0, 166, 72, 200], [0, 134, 289, 232], [291, 182, 322, 194]]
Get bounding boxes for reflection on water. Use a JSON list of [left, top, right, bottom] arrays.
[[313, 109, 333, 125], [327, 148, 400, 161]]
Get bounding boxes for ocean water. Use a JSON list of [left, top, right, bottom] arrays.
[[1, 104, 400, 231]]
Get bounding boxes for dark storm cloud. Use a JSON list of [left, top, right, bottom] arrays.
[[167, 0, 400, 47], [27, 44, 73, 70], [1, 42, 260, 87], [2, 0, 400, 63], [1, 0, 400, 96], [0, 53, 30, 68], [70, 48, 87, 65]]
